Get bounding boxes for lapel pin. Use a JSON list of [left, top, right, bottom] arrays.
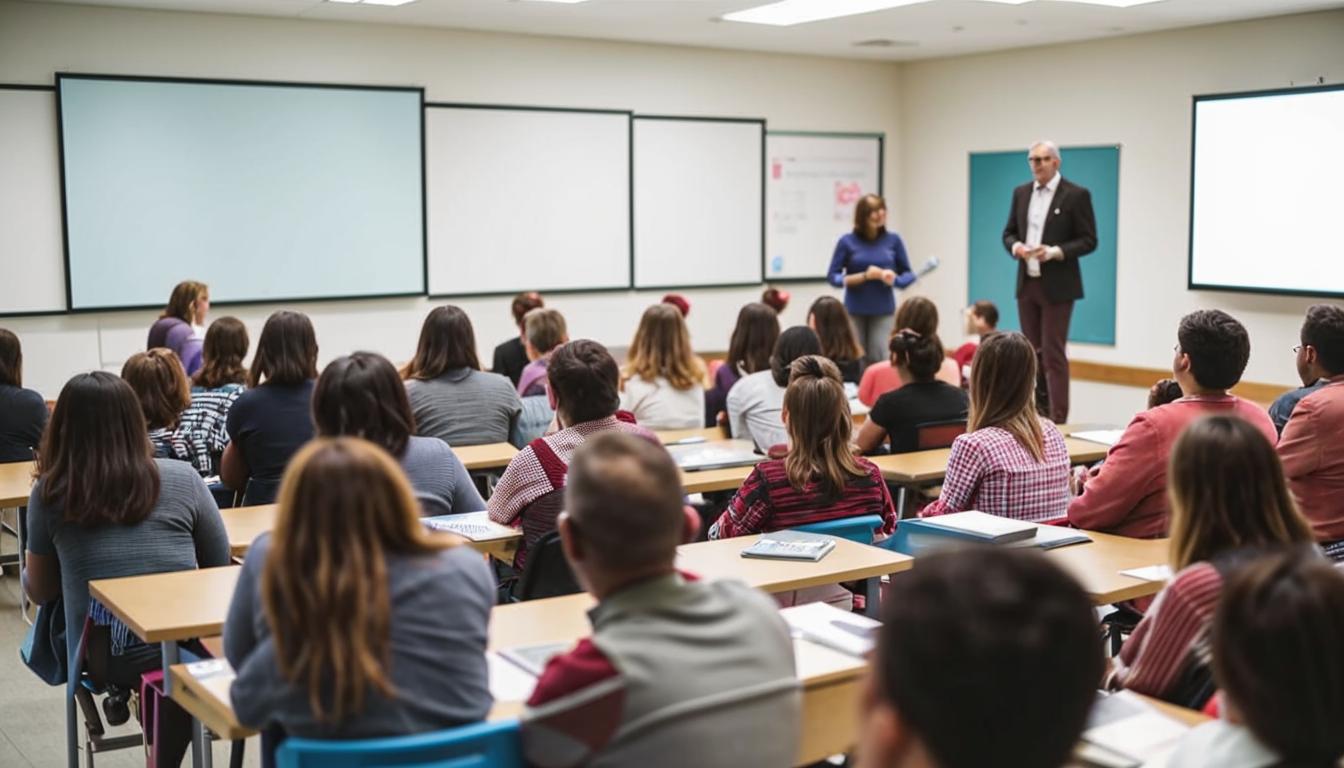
[[1054, 208, 1061, 215]]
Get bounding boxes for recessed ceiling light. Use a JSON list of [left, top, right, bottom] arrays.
[[723, 0, 932, 27], [517, 0, 593, 4], [325, 0, 418, 5], [1053, 0, 1165, 5]]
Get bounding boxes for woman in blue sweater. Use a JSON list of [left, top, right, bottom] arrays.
[[826, 194, 916, 365]]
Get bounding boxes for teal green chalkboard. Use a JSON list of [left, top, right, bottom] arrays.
[[967, 146, 1118, 345]]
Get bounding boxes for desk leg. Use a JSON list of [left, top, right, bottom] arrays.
[[162, 642, 180, 694], [862, 577, 881, 619], [193, 720, 214, 768]]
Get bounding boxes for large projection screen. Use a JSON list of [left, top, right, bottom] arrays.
[[57, 74, 425, 310], [1189, 84, 1344, 297]]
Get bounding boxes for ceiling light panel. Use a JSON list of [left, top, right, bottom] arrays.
[[723, 0, 933, 27]]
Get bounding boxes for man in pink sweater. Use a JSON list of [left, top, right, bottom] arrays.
[[1276, 304, 1344, 552], [1068, 310, 1275, 538]]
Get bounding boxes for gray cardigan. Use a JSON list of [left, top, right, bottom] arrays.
[[223, 532, 495, 738]]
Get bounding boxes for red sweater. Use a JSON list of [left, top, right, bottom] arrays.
[[1068, 395, 1276, 538], [1277, 377, 1344, 541], [708, 457, 896, 540]]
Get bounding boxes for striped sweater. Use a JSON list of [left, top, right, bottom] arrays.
[[708, 456, 896, 540], [1109, 562, 1222, 703]]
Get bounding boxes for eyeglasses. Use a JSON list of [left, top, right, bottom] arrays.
[[1028, 156, 1054, 164], [1294, 344, 1313, 354]]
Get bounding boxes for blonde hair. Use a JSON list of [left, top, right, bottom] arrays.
[[261, 437, 460, 723], [968, 333, 1044, 462], [1167, 416, 1313, 571], [623, 303, 705, 391], [783, 356, 865, 500]]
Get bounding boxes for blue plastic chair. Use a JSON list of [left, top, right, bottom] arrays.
[[275, 719, 523, 768], [794, 514, 884, 545]]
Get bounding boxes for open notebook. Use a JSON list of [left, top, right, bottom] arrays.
[[1076, 691, 1192, 767], [666, 439, 762, 472], [423, 511, 517, 542]]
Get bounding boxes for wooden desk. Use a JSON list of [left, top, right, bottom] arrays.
[[221, 505, 521, 562], [678, 535, 911, 596], [0, 460, 34, 507], [453, 442, 518, 472], [1048, 532, 1169, 605], [679, 463, 757, 494], [656, 426, 730, 444], [872, 437, 1108, 485]]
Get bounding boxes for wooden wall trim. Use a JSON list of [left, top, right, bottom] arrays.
[[1070, 359, 1288, 405]]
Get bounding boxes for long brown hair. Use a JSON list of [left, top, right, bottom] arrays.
[[726, 303, 779, 376], [401, 305, 480, 380], [894, 295, 939, 337], [808, 296, 863, 362], [159, 280, 208, 324], [314, 353, 416, 458], [1167, 416, 1313, 571], [37, 372, 159, 527], [968, 333, 1044, 461], [0, 328, 22, 387], [852, 194, 886, 241], [1212, 551, 1344, 767], [248, 311, 318, 388], [122, 349, 192, 430], [261, 438, 459, 724], [623, 303, 705, 391], [194, 316, 249, 389], [783, 356, 864, 500]]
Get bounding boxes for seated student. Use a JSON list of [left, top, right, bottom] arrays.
[[146, 280, 209, 376], [1107, 416, 1315, 706], [855, 330, 969, 455], [951, 299, 998, 386], [921, 333, 1069, 522], [24, 372, 229, 692], [223, 311, 318, 506], [858, 296, 959, 407], [1169, 551, 1344, 768], [854, 548, 1102, 768], [492, 291, 543, 387], [710, 356, 896, 608], [225, 438, 493, 749], [488, 340, 658, 571], [174, 316, 249, 477], [0, 328, 48, 463], [704, 302, 779, 428], [761, 286, 790, 314], [1267, 305, 1339, 436], [517, 307, 568, 398], [726, 326, 822, 453], [121, 348, 192, 460], [620, 303, 706, 430], [807, 296, 865, 384], [522, 432, 800, 768], [1069, 310, 1276, 538], [315, 352, 484, 516], [1275, 304, 1344, 554], [403, 305, 522, 447]]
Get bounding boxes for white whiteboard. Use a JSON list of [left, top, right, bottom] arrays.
[[632, 117, 763, 288], [426, 105, 631, 295], [0, 87, 66, 315], [765, 133, 882, 281]]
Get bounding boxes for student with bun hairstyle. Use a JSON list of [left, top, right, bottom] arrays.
[[174, 316, 249, 477], [704, 302, 779, 428], [858, 296, 959, 407], [1170, 551, 1344, 768], [921, 332, 1069, 522], [225, 438, 493, 750], [223, 310, 318, 506], [404, 305, 521, 447], [726, 326, 822, 453], [492, 291, 543, 387], [315, 352, 484, 516], [807, 296, 865, 384], [620, 303, 706, 429], [1107, 416, 1315, 706], [0, 328, 49, 463], [147, 280, 209, 376], [855, 329, 968, 455], [121, 347, 192, 460]]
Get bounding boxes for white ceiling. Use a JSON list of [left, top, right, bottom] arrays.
[[25, 0, 1344, 61]]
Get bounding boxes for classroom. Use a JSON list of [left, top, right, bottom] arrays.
[[2, 1, 1344, 767]]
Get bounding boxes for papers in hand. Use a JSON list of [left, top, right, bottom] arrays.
[[781, 602, 881, 658], [423, 511, 516, 542], [1072, 429, 1125, 448], [741, 530, 837, 562], [1078, 691, 1190, 767]]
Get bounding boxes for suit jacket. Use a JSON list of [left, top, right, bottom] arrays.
[[1001, 177, 1098, 304]]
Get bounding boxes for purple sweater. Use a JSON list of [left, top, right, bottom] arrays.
[[147, 317, 204, 376]]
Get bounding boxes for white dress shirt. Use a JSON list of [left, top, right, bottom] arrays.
[[1024, 171, 1061, 278]]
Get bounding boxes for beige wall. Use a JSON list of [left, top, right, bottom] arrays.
[[0, 0, 903, 395], [898, 9, 1344, 418]]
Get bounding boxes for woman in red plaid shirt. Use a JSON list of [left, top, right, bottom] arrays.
[[921, 332, 1070, 522]]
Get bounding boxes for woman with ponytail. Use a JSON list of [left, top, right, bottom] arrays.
[[224, 437, 493, 754], [855, 328, 968, 455]]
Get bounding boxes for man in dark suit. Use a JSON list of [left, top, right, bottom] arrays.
[[1001, 141, 1097, 422]]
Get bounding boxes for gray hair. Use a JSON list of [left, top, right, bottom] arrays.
[[1030, 140, 1060, 161]]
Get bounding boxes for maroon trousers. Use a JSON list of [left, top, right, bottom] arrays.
[[1017, 278, 1074, 423]]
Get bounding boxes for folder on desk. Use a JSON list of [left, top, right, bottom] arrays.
[[907, 511, 1038, 543], [423, 511, 518, 542], [667, 439, 761, 472], [741, 530, 836, 562], [885, 515, 1090, 556]]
